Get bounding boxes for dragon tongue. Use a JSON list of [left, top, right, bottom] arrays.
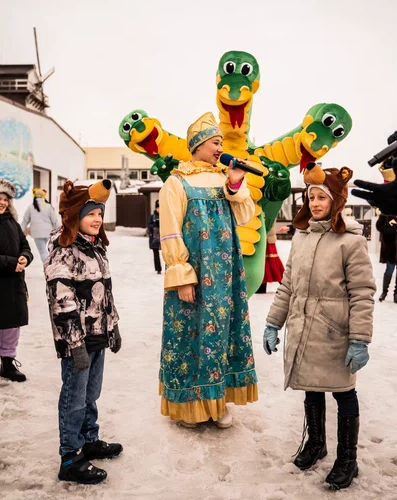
[[300, 146, 315, 173], [223, 103, 246, 129], [139, 128, 159, 156]]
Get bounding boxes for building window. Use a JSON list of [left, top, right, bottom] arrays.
[[106, 170, 122, 180], [57, 176, 68, 189], [141, 170, 149, 180], [129, 170, 139, 180], [88, 170, 104, 180]]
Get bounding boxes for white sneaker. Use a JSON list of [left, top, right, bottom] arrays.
[[214, 407, 233, 429]]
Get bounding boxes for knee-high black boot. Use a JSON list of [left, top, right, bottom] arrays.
[[293, 402, 327, 470], [326, 415, 359, 490], [379, 273, 392, 302]]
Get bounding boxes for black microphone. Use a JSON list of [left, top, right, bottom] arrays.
[[368, 141, 397, 167], [219, 153, 263, 176]]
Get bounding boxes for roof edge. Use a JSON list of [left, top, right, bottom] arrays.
[[0, 94, 85, 153]]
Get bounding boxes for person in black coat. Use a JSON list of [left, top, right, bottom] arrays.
[[0, 179, 33, 382], [376, 213, 397, 302], [148, 199, 162, 274]]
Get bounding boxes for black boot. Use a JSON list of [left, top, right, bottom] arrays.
[[0, 357, 26, 382], [379, 273, 392, 302], [58, 451, 107, 484], [293, 402, 327, 470], [82, 440, 123, 460], [326, 415, 359, 490]]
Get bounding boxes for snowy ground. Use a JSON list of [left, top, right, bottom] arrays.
[[1, 231, 397, 500]]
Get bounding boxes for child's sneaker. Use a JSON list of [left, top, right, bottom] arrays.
[[82, 440, 123, 460], [58, 451, 107, 484]]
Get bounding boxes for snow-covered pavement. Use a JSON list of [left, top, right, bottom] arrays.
[[1, 230, 397, 500]]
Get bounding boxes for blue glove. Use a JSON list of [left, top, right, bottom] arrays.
[[344, 340, 369, 374], [263, 323, 281, 355]]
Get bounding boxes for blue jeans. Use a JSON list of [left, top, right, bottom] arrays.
[[385, 262, 396, 277], [58, 350, 105, 456], [34, 238, 49, 262]]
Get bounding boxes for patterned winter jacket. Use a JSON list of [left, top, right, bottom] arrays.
[[44, 228, 119, 358]]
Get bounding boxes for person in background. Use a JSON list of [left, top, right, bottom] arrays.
[[0, 178, 33, 382], [256, 222, 284, 293], [21, 188, 59, 262], [376, 213, 397, 302], [148, 199, 162, 274]]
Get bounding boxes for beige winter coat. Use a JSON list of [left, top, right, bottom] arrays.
[[267, 218, 376, 392]]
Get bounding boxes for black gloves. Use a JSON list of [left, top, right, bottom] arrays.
[[71, 344, 90, 371], [352, 158, 397, 215], [110, 324, 122, 354]]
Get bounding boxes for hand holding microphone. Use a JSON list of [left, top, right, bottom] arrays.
[[219, 153, 264, 178]]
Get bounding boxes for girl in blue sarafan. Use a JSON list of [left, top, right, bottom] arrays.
[[159, 112, 258, 428]]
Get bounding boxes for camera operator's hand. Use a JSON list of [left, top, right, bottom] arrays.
[[352, 157, 397, 215]]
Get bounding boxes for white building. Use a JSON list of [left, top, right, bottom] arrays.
[[0, 93, 85, 217]]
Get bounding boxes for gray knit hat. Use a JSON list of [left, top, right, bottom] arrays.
[[79, 200, 105, 220]]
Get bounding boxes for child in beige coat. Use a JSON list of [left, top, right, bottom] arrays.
[[263, 163, 376, 490]]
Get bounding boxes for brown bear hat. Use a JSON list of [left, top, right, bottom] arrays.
[[58, 179, 112, 247], [293, 162, 353, 234]]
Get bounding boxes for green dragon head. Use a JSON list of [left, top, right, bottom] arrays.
[[298, 103, 352, 172], [119, 109, 163, 157], [216, 51, 260, 128]]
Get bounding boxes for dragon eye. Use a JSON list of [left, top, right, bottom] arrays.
[[131, 112, 142, 121], [333, 125, 345, 138], [322, 113, 336, 127], [223, 61, 236, 74], [241, 63, 253, 76], [123, 123, 131, 132]]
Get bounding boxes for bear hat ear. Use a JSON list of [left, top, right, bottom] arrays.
[[339, 166, 353, 184], [63, 180, 74, 196]]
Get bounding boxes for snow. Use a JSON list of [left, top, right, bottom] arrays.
[[1, 232, 397, 500]]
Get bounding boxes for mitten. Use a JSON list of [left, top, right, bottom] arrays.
[[263, 323, 281, 355], [344, 340, 369, 374]]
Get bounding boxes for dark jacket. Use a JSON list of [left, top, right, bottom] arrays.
[[0, 211, 33, 329], [44, 228, 119, 358], [148, 210, 160, 250], [376, 214, 397, 264]]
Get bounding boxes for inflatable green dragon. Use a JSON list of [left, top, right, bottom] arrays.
[[119, 51, 352, 297]]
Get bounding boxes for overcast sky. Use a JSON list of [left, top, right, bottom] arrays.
[[1, 0, 396, 181]]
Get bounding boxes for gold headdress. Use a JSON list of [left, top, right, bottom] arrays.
[[187, 112, 223, 153]]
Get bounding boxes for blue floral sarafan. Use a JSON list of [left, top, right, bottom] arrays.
[[160, 176, 257, 410]]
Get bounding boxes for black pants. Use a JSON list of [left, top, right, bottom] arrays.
[[305, 389, 359, 417], [153, 249, 162, 272]]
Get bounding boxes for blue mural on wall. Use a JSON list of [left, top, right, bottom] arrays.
[[0, 118, 34, 198]]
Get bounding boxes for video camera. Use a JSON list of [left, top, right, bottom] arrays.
[[368, 131, 397, 167]]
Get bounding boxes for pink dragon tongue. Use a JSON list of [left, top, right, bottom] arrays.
[[300, 146, 315, 173], [139, 128, 159, 157]]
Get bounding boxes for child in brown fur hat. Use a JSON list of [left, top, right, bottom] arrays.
[[44, 179, 122, 485], [263, 163, 376, 490]]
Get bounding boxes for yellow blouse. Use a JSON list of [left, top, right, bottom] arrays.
[[159, 161, 255, 290]]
